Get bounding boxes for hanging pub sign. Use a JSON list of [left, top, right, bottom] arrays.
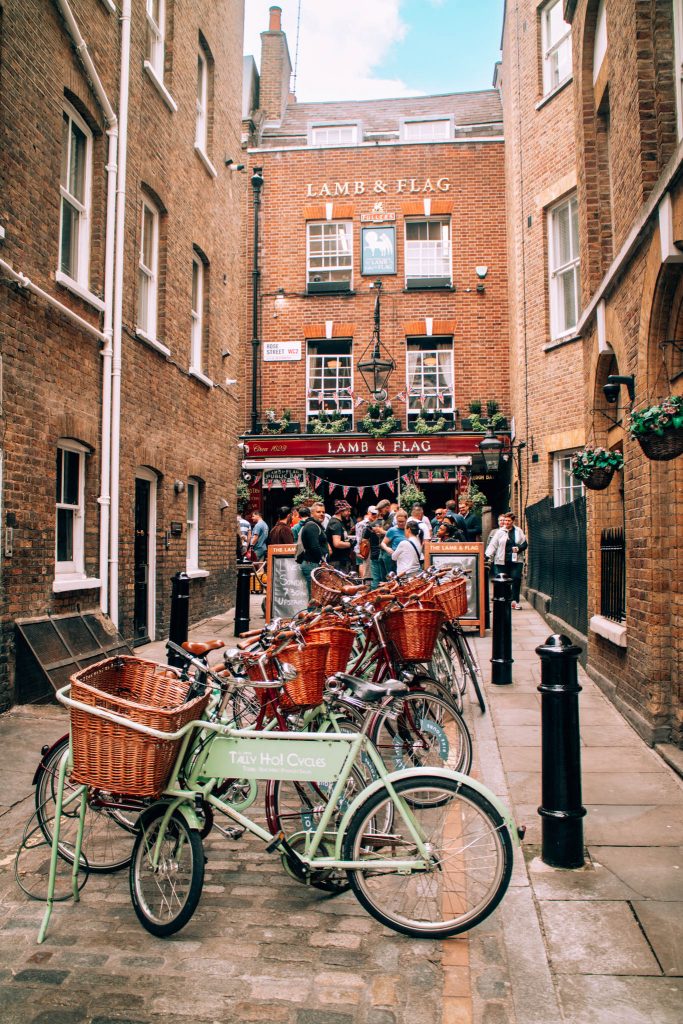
[[262, 468, 303, 490], [361, 226, 396, 275]]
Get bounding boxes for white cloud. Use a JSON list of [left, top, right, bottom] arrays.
[[244, 0, 423, 101]]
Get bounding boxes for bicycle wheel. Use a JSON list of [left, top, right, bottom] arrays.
[[129, 806, 204, 937], [428, 636, 464, 713], [369, 691, 472, 776], [343, 776, 513, 938], [448, 627, 486, 713], [34, 737, 137, 873]]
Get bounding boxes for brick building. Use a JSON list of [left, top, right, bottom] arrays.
[[240, 7, 511, 523], [500, 0, 683, 750], [0, 0, 245, 707]]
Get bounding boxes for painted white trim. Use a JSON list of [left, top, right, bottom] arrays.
[[186, 568, 210, 579], [306, 220, 353, 288], [59, 102, 94, 289], [55, 441, 88, 577], [548, 193, 580, 340], [55, 270, 106, 311], [138, 198, 159, 339], [590, 614, 627, 647], [535, 75, 573, 111], [0, 224, 5, 241], [190, 255, 204, 370], [194, 145, 217, 178], [189, 367, 214, 388], [135, 328, 170, 357], [541, 0, 572, 96], [195, 49, 208, 151], [143, 61, 178, 113], [186, 478, 200, 572], [53, 575, 102, 593]]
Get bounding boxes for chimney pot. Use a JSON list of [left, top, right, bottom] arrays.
[[269, 6, 282, 32]]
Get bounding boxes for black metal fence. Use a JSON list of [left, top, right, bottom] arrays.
[[600, 527, 626, 622], [526, 496, 587, 635]]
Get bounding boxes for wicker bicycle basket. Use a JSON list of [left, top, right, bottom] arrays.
[[432, 576, 468, 621], [385, 603, 445, 663], [306, 623, 356, 676], [69, 656, 209, 798], [277, 639, 330, 708], [310, 565, 350, 606]]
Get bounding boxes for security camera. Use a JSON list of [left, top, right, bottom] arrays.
[[603, 381, 621, 404], [604, 374, 635, 403]]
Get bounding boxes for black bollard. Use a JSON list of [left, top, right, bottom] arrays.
[[537, 634, 586, 869], [490, 573, 513, 684], [234, 562, 253, 637], [484, 561, 491, 631], [168, 571, 190, 667]]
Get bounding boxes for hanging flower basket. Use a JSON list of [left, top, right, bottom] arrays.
[[570, 446, 623, 490], [629, 396, 683, 462]]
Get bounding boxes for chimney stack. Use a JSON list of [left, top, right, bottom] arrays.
[[259, 5, 293, 124]]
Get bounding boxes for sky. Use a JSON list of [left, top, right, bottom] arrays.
[[243, 0, 505, 103]]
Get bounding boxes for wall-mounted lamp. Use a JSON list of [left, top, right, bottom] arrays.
[[478, 426, 503, 472], [603, 374, 635, 404], [475, 266, 488, 293], [225, 158, 245, 171], [174, 479, 185, 494], [219, 498, 230, 510]]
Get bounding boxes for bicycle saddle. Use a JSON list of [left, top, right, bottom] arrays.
[[182, 639, 225, 656], [329, 673, 409, 704]]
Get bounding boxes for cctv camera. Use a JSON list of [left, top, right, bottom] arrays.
[[603, 381, 621, 404]]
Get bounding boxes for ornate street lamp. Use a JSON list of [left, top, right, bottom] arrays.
[[356, 280, 395, 400], [479, 425, 503, 473]]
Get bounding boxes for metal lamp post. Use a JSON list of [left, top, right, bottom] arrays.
[[357, 280, 395, 399]]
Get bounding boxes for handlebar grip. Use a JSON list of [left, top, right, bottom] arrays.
[[237, 628, 263, 639]]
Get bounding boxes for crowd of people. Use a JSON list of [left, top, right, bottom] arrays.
[[236, 497, 527, 606]]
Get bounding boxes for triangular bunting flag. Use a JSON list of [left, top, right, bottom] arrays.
[[313, 476, 321, 489], [293, 475, 300, 488], [343, 486, 350, 498], [388, 480, 395, 493], [373, 485, 380, 497], [266, 478, 273, 489], [428, 471, 433, 483], [329, 482, 338, 494], [444, 470, 449, 481], [358, 486, 365, 498]]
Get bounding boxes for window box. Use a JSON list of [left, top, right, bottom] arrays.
[[409, 412, 454, 433], [307, 280, 352, 295], [461, 418, 473, 430], [406, 277, 452, 290], [306, 416, 352, 434]]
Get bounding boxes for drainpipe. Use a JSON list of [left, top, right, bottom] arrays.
[[0, 259, 106, 342], [109, 0, 132, 629], [53, 0, 119, 614], [250, 168, 264, 434]]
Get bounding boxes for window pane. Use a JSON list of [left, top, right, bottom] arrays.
[[138, 270, 149, 331], [68, 122, 87, 203], [61, 113, 69, 187], [63, 449, 80, 505], [142, 206, 155, 269], [555, 203, 571, 265], [57, 508, 74, 562], [559, 268, 578, 331], [60, 201, 79, 277], [192, 260, 199, 311]]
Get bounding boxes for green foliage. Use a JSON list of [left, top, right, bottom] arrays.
[[360, 410, 399, 437], [236, 480, 250, 514], [491, 412, 507, 429], [571, 446, 624, 480], [468, 413, 487, 433], [468, 399, 482, 415], [414, 415, 447, 435], [310, 412, 348, 434], [467, 483, 488, 515], [486, 399, 499, 418], [262, 408, 292, 435], [292, 483, 320, 509], [628, 395, 683, 437], [398, 483, 427, 513]]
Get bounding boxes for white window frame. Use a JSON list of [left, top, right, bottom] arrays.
[[196, 48, 208, 153], [674, 0, 683, 141], [541, 0, 572, 95], [137, 198, 160, 342], [405, 217, 451, 284], [553, 450, 585, 507], [190, 255, 204, 374], [186, 478, 200, 572], [548, 194, 580, 340], [146, 0, 165, 78], [310, 124, 358, 146], [55, 440, 87, 579], [58, 104, 93, 289], [307, 221, 353, 287], [405, 340, 455, 421], [306, 341, 354, 424], [401, 119, 451, 142]]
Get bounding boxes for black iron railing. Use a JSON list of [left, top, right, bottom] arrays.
[[526, 496, 587, 635], [600, 528, 626, 622]]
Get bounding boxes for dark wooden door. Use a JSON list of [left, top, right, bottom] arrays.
[[133, 478, 151, 643]]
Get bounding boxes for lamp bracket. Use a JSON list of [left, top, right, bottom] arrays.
[[592, 407, 622, 428]]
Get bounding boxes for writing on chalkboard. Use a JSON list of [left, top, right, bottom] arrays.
[[266, 545, 309, 622]]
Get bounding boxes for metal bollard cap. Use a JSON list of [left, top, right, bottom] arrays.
[[535, 633, 583, 659]]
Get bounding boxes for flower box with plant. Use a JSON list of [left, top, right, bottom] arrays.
[[361, 401, 399, 438], [414, 414, 447, 435], [307, 411, 350, 434], [628, 395, 683, 461], [262, 408, 299, 435], [571, 446, 624, 490]]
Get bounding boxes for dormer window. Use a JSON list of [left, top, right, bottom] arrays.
[[401, 119, 451, 142], [310, 124, 358, 147]]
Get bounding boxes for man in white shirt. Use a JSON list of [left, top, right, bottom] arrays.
[[407, 503, 432, 542]]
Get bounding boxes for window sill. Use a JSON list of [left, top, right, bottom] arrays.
[[189, 367, 214, 388], [186, 568, 210, 579], [53, 575, 102, 594], [543, 332, 582, 352], [136, 329, 171, 357], [194, 145, 218, 178], [55, 271, 106, 312], [143, 61, 178, 113], [590, 614, 627, 648], [535, 76, 573, 112], [403, 284, 454, 293]]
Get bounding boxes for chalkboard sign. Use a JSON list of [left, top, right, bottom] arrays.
[[266, 545, 310, 622], [423, 542, 486, 637]]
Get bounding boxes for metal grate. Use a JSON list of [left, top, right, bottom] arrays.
[[600, 528, 626, 622], [15, 612, 134, 704], [526, 495, 587, 636]]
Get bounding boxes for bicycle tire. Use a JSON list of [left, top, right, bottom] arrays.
[[343, 775, 513, 938], [129, 806, 204, 937], [414, 663, 463, 716], [369, 690, 473, 776], [448, 626, 486, 713], [34, 736, 137, 873]]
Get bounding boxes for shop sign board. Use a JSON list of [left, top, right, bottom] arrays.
[[423, 542, 486, 637], [262, 468, 303, 489], [266, 544, 309, 622], [361, 226, 396, 275], [243, 435, 507, 459], [263, 341, 302, 362]]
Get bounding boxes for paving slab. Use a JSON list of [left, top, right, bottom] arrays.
[[525, 850, 641, 901], [631, 901, 683, 976], [556, 975, 683, 1024], [591, 846, 683, 901], [507, 770, 683, 806], [539, 900, 661, 975]]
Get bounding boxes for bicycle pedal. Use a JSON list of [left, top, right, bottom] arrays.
[[215, 824, 245, 841]]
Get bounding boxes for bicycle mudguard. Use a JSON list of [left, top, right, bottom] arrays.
[[334, 767, 521, 859], [138, 798, 203, 834], [32, 734, 69, 785]]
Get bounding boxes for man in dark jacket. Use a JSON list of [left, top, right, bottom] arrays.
[[299, 501, 330, 596], [268, 506, 295, 546], [326, 500, 354, 570]]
